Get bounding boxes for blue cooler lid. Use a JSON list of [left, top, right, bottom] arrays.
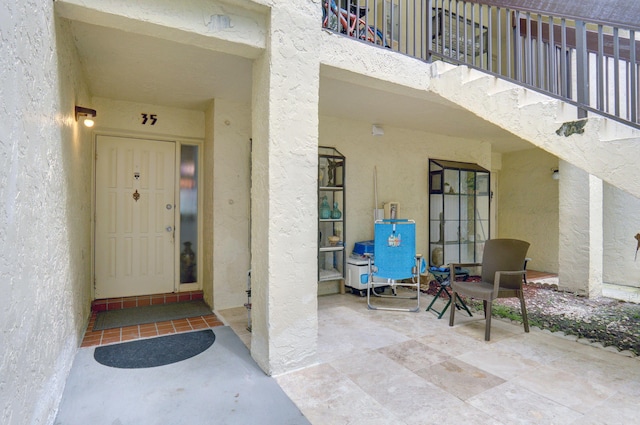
[[352, 240, 374, 256]]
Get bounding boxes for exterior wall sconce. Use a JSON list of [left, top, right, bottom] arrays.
[[551, 169, 559, 180], [75, 106, 97, 127], [372, 124, 384, 136]]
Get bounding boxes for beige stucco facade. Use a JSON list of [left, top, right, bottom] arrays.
[[497, 148, 560, 274], [3, 0, 640, 423], [1, 6, 93, 423]]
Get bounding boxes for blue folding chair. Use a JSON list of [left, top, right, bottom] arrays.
[[367, 219, 424, 312]]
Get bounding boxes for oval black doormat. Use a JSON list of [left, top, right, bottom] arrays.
[[94, 329, 215, 369]]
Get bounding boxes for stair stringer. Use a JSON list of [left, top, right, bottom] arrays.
[[429, 62, 640, 199]]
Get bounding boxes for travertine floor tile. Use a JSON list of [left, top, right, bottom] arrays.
[[317, 305, 410, 363], [415, 358, 505, 401], [548, 344, 640, 397], [456, 344, 543, 380], [511, 365, 616, 413], [236, 293, 640, 425], [573, 391, 640, 424], [490, 331, 577, 364], [416, 329, 487, 357], [276, 363, 406, 425], [334, 351, 464, 425], [377, 339, 449, 371], [468, 382, 583, 424]]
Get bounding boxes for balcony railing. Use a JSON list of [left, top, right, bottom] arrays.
[[321, 0, 640, 129]]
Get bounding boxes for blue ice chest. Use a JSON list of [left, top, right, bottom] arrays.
[[353, 240, 374, 256]]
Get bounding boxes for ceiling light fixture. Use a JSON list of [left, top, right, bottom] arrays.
[[75, 106, 97, 128]]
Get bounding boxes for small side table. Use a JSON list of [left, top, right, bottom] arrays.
[[425, 268, 474, 319]]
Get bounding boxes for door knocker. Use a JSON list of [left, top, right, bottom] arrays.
[[133, 190, 140, 202]]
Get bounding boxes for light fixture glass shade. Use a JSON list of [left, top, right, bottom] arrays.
[[552, 169, 559, 180], [75, 106, 96, 127]]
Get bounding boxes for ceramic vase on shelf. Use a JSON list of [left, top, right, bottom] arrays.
[[180, 241, 196, 283], [320, 195, 331, 219], [331, 202, 342, 219]]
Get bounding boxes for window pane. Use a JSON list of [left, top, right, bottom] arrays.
[[180, 145, 198, 284]]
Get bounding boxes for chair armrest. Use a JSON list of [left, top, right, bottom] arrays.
[[493, 270, 527, 292], [414, 255, 425, 275]]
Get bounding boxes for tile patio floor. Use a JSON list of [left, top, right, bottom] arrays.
[[220, 289, 640, 424]]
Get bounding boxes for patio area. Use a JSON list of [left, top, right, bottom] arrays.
[[221, 289, 640, 424]]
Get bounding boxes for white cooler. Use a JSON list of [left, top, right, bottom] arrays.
[[346, 257, 387, 294]]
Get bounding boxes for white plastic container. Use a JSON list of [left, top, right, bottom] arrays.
[[346, 257, 387, 293]]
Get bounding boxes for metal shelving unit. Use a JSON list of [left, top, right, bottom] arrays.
[[318, 146, 346, 293]]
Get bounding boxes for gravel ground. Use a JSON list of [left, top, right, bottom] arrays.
[[424, 278, 640, 356]]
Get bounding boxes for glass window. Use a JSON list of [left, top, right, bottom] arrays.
[[179, 145, 198, 284]]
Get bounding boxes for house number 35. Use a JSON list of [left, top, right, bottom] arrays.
[[141, 113, 158, 125]]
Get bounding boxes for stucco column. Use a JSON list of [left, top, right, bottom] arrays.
[[250, 1, 321, 375], [558, 161, 603, 297]]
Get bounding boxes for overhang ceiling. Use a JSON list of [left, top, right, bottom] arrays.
[[319, 77, 532, 152], [68, 19, 532, 153], [69, 20, 253, 110]]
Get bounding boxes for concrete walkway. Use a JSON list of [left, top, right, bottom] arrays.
[[54, 326, 309, 425]]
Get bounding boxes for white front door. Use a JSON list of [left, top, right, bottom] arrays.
[[95, 135, 176, 298]]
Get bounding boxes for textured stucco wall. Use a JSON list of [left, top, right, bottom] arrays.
[[558, 161, 603, 296], [202, 99, 253, 312], [55, 0, 268, 59], [212, 99, 251, 310], [250, 0, 321, 375], [91, 97, 205, 140], [1, 6, 92, 425], [320, 116, 492, 259], [603, 184, 640, 288], [497, 149, 559, 273]]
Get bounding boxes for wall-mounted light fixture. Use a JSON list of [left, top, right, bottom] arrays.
[[75, 106, 97, 128], [551, 168, 560, 180], [372, 124, 384, 136]]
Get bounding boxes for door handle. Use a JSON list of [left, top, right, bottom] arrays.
[[166, 226, 173, 232]]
